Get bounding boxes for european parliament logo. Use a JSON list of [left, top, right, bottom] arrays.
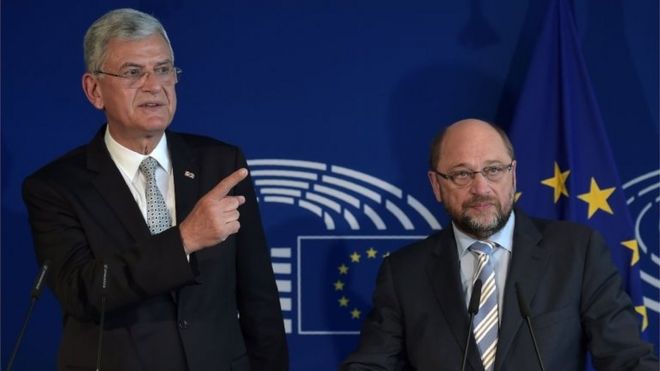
[[623, 169, 660, 327], [247, 159, 441, 335]]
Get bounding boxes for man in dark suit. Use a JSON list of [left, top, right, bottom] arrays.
[[341, 119, 658, 370], [22, 8, 287, 371]]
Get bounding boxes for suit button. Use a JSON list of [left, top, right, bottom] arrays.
[[178, 319, 190, 329]]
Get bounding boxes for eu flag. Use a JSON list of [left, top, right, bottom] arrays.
[[298, 236, 423, 334], [507, 0, 653, 361]]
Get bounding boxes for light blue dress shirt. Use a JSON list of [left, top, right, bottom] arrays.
[[455, 211, 515, 323]]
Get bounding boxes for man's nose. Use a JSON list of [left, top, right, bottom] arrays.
[[469, 172, 492, 194], [139, 71, 162, 91]]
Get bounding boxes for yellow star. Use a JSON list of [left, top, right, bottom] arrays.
[[635, 305, 648, 331], [351, 308, 362, 319], [338, 264, 349, 275], [514, 191, 522, 202], [577, 178, 615, 218], [333, 280, 345, 291], [621, 240, 639, 266], [366, 247, 378, 259], [541, 162, 570, 203], [338, 296, 349, 307], [350, 251, 361, 263]]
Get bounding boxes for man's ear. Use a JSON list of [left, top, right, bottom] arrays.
[[82, 73, 104, 110], [427, 171, 443, 203]]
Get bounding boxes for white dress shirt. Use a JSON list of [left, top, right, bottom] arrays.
[[103, 127, 176, 226]]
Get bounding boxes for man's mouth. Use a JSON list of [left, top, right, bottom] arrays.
[[139, 102, 164, 108], [465, 199, 496, 210]]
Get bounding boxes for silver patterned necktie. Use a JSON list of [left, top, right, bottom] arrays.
[[139, 156, 172, 234], [469, 241, 499, 371]]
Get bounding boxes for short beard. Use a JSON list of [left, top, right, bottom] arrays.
[[445, 196, 514, 240]]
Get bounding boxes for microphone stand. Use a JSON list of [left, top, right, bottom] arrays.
[[461, 279, 482, 371], [5, 262, 50, 371], [95, 264, 109, 371], [515, 283, 545, 371]]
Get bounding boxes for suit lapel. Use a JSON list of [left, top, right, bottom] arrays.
[[495, 211, 547, 370], [426, 230, 483, 371], [166, 132, 199, 225], [88, 128, 200, 304], [87, 127, 151, 242], [166, 132, 203, 288], [87, 128, 201, 249]]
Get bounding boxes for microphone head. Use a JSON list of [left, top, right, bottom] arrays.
[[468, 279, 482, 315], [515, 282, 532, 317], [31, 261, 50, 299], [101, 264, 109, 291]]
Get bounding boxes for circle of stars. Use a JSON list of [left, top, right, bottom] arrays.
[[333, 246, 388, 320]]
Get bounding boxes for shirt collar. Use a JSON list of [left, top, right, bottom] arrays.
[[454, 209, 516, 256], [104, 126, 171, 180]]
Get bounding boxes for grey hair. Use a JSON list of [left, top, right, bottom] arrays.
[[83, 8, 173, 72]]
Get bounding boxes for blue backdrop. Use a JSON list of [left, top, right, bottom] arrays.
[[2, 1, 658, 369]]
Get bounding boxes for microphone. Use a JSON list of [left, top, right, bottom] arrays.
[[515, 283, 545, 371], [461, 279, 482, 371], [5, 261, 50, 371], [95, 264, 110, 371]]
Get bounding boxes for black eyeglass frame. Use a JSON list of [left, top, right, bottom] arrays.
[[431, 161, 514, 186]]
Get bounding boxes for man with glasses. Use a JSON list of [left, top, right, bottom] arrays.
[[342, 118, 657, 370], [22, 8, 287, 371]]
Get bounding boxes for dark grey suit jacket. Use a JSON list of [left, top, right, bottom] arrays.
[[23, 126, 288, 371], [341, 210, 657, 370]]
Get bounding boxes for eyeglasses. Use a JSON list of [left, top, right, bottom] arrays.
[[432, 162, 514, 186], [94, 63, 182, 88]]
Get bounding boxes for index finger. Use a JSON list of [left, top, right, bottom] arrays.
[[207, 168, 248, 198]]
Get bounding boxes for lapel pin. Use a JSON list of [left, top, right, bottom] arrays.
[[184, 170, 195, 179]]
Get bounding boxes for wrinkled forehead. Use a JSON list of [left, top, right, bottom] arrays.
[[103, 34, 173, 67]]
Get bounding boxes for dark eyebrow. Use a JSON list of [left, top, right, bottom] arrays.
[[446, 163, 471, 171], [484, 162, 509, 167], [447, 161, 509, 172]]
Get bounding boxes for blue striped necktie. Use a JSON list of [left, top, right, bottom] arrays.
[[469, 241, 499, 371], [139, 157, 172, 235]]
